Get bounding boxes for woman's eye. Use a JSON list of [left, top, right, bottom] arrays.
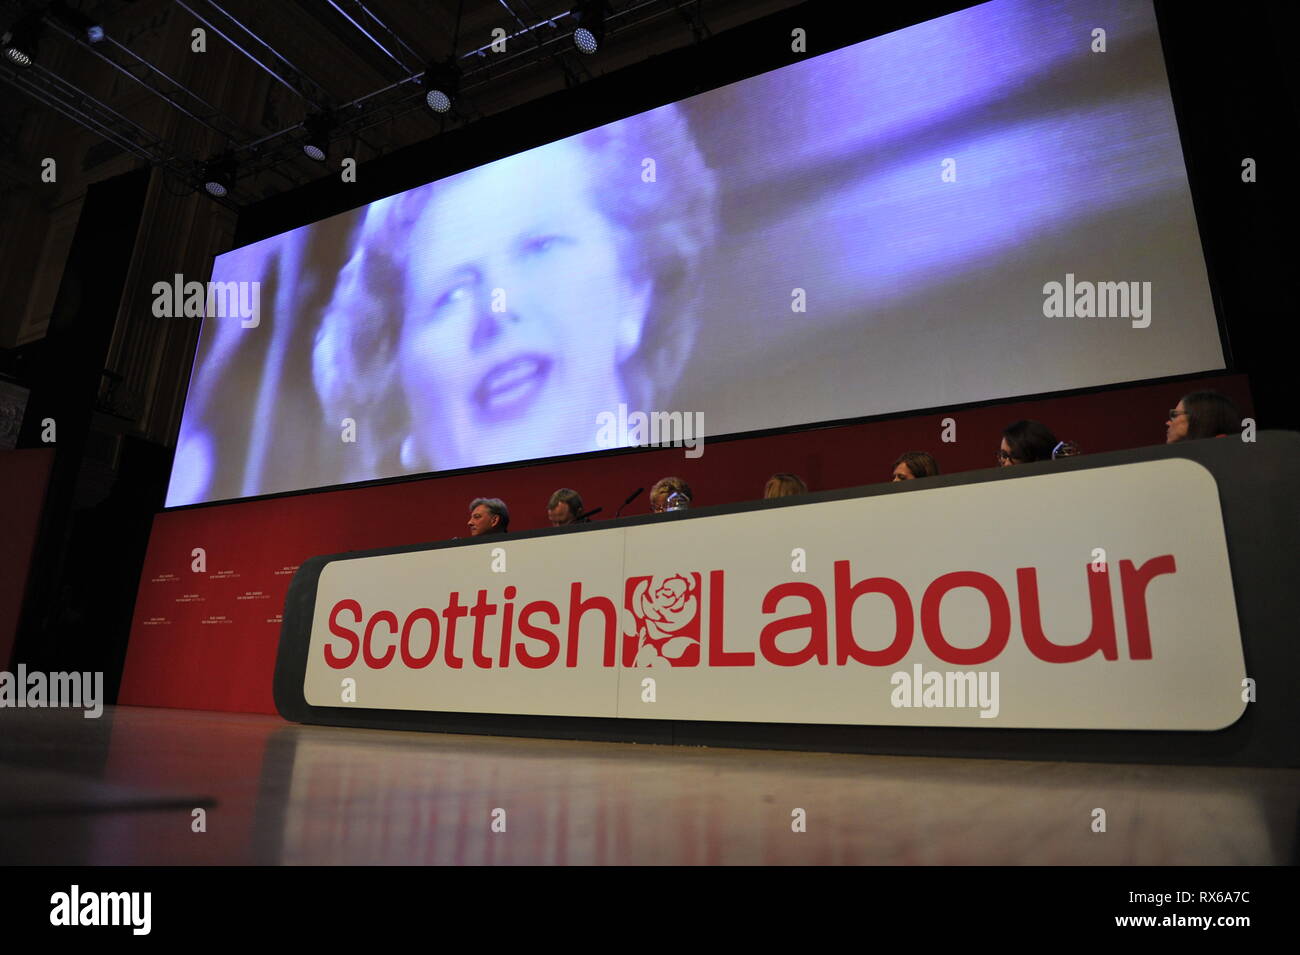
[[523, 235, 567, 256], [434, 283, 471, 310]]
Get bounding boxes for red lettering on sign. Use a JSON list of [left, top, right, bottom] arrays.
[[363, 610, 398, 668], [759, 582, 829, 666], [469, 589, 498, 669], [1018, 565, 1117, 662], [834, 561, 913, 667], [516, 600, 561, 669], [567, 583, 618, 668], [1119, 555, 1177, 660], [316, 552, 1179, 676], [921, 571, 1011, 665], [325, 599, 362, 669], [442, 591, 467, 670], [400, 608, 440, 669], [498, 586, 517, 668], [708, 571, 752, 666]]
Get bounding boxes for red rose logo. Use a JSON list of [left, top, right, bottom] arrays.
[[623, 573, 702, 667]]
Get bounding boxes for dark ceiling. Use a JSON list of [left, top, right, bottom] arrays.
[[0, 0, 802, 205]]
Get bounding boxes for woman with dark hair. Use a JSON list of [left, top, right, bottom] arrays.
[[892, 451, 939, 481], [997, 420, 1059, 466], [1166, 391, 1240, 443], [313, 102, 720, 483]]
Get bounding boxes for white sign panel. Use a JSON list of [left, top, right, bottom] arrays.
[[302, 459, 1246, 730]]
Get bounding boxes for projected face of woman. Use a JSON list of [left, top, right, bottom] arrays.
[[400, 138, 652, 471]]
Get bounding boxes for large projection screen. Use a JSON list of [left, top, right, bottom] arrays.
[[166, 0, 1226, 507]]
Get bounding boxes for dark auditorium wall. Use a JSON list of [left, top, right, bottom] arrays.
[[119, 370, 1250, 715], [0, 448, 55, 670]]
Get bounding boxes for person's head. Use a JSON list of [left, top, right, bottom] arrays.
[[467, 497, 509, 535], [998, 420, 1059, 466], [547, 488, 584, 526], [1167, 391, 1240, 443], [892, 451, 939, 481], [313, 104, 719, 480], [763, 473, 808, 498], [650, 476, 692, 513]]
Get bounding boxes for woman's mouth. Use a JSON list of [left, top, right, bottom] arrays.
[[472, 354, 553, 421]]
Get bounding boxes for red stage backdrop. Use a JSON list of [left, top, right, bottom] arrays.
[[119, 373, 1251, 714]]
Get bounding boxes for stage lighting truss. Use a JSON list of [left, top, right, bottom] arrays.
[[201, 155, 237, 198], [302, 113, 334, 161], [1, 0, 710, 204], [422, 59, 460, 114], [2, 13, 42, 67], [573, 0, 608, 55]]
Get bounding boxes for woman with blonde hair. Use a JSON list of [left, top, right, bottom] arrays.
[[312, 103, 719, 484], [763, 472, 808, 497]]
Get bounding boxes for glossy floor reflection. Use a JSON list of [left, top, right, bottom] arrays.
[[0, 705, 1296, 865]]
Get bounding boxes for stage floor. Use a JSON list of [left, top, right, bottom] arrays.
[[0, 705, 1295, 865]]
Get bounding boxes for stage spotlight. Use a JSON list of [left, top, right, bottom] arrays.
[[573, 0, 607, 55], [200, 156, 236, 198], [422, 59, 460, 114], [302, 114, 333, 161], [2, 14, 43, 67], [50, 1, 105, 43]]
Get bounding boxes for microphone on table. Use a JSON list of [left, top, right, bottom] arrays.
[[574, 506, 602, 523], [616, 487, 643, 518]]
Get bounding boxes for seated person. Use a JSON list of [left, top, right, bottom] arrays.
[[547, 488, 584, 526], [650, 476, 692, 513], [997, 420, 1059, 466], [1166, 391, 1241, 443], [467, 497, 509, 536], [891, 451, 939, 481], [763, 473, 808, 498]]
